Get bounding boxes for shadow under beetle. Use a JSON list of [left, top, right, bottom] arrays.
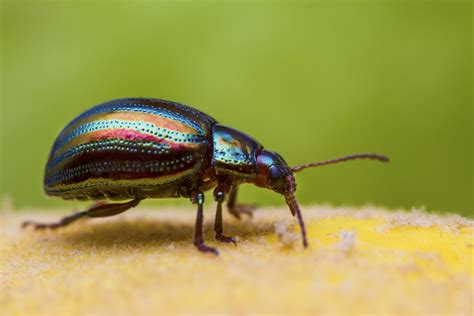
[[23, 98, 389, 255]]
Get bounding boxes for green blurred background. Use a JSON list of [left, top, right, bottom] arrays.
[[1, 1, 472, 216]]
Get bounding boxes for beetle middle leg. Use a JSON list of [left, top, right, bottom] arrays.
[[214, 188, 237, 245], [22, 198, 141, 230], [227, 187, 256, 220], [192, 191, 219, 255]]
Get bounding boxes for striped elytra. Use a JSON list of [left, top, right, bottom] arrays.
[[44, 98, 219, 200]]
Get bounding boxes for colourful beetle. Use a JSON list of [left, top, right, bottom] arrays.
[[23, 98, 389, 255]]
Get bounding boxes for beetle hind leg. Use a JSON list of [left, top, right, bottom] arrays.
[[22, 198, 141, 230], [22, 210, 89, 230]]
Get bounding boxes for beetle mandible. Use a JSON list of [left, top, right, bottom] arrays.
[[23, 98, 389, 255]]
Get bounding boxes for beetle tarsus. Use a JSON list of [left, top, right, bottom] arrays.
[[22, 210, 88, 230], [23, 221, 60, 230], [215, 234, 237, 245], [22, 221, 57, 230], [194, 242, 219, 255]]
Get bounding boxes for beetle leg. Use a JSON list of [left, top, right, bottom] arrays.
[[22, 210, 89, 230], [86, 198, 141, 218], [214, 189, 237, 245], [227, 187, 257, 220], [22, 199, 141, 230], [192, 192, 219, 255]]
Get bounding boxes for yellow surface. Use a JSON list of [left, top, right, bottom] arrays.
[[1, 206, 473, 315]]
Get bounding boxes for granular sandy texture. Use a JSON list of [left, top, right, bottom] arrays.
[[1, 206, 473, 315]]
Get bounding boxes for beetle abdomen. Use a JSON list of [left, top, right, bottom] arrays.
[[44, 98, 217, 200]]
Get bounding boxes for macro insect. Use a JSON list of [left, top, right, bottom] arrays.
[[23, 98, 389, 255]]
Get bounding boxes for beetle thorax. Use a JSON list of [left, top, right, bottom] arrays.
[[211, 124, 263, 181]]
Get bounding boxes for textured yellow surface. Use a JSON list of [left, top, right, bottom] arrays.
[[1, 206, 473, 315]]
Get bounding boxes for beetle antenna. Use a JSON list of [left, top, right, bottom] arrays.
[[291, 153, 389, 173], [285, 176, 308, 248]]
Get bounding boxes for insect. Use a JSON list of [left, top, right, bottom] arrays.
[[23, 98, 389, 255]]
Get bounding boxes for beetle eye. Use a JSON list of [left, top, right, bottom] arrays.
[[269, 166, 283, 185]]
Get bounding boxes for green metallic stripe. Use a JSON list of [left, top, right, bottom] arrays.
[[55, 119, 202, 155], [63, 100, 211, 137]]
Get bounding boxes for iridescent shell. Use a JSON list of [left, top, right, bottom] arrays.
[[211, 125, 263, 180], [44, 98, 217, 200]]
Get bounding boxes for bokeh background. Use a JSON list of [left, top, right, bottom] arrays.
[[1, 1, 472, 216]]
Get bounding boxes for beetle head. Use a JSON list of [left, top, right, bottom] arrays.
[[255, 150, 293, 194], [254, 150, 309, 248], [254, 150, 390, 249]]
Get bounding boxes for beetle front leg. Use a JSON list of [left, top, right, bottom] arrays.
[[192, 192, 219, 255], [227, 187, 256, 220], [214, 189, 237, 245]]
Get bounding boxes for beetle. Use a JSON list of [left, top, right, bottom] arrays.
[[23, 98, 388, 255]]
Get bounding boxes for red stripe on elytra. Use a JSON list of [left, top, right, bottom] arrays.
[[99, 128, 162, 142]]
